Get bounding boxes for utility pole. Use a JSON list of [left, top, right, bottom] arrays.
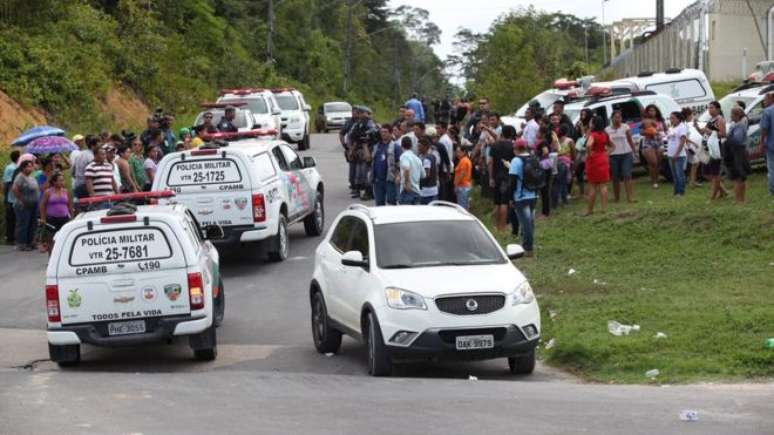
[[267, 0, 275, 63], [602, 0, 608, 66], [344, 0, 354, 93], [584, 26, 589, 64]]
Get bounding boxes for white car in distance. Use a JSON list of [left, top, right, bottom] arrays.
[[309, 202, 540, 376]]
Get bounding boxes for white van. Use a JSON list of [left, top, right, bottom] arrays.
[[152, 138, 325, 261], [612, 68, 715, 115], [46, 196, 224, 364]]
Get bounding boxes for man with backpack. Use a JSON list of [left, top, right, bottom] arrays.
[[372, 124, 402, 206], [509, 138, 545, 258]]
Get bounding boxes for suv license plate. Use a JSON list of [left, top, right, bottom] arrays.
[[455, 334, 494, 350], [108, 320, 146, 336]]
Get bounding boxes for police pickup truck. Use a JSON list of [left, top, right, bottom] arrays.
[[152, 131, 325, 261], [45, 192, 225, 365]]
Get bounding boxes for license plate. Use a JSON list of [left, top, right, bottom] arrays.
[[108, 320, 146, 336], [455, 334, 494, 350]]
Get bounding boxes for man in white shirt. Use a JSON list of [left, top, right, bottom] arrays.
[[521, 107, 540, 148]]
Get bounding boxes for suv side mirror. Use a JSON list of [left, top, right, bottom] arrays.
[[342, 250, 368, 269], [506, 244, 525, 260], [303, 156, 316, 168], [303, 104, 311, 111], [272, 108, 282, 116], [204, 225, 225, 241]]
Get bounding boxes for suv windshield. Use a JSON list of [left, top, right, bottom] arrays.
[[220, 98, 268, 114], [374, 221, 506, 269], [325, 103, 351, 113], [195, 109, 250, 129], [275, 95, 299, 110]]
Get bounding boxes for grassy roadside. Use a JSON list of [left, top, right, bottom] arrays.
[[471, 173, 774, 384]]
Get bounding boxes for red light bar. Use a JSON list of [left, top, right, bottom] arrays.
[[200, 101, 248, 109], [587, 86, 612, 97], [553, 78, 578, 90], [76, 191, 175, 206], [100, 215, 137, 224], [218, 88, 267, 96], [199, 129, 278, 142], [765, 72, 774, 82], [190, 149, 219, 156], [270, 87, 296, 93]]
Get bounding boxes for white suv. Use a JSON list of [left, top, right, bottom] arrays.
[[217, 88, 283, 138], [272, 88, 312, 150], [309, 202, 540, 376]]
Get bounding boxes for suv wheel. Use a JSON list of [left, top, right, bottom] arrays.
[[365, 312, 391, 376], [267, 215, 289, 262], [507, 348, 536, 375], [191, 325, 218, 361], [214, 278, 225, 327], [311, 291, 342, 354], [299, 132, 310, 150], [303, 194, 324, 236]]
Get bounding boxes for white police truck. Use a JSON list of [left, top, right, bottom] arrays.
[[46, 192, 225, 365], [152, 133, 325, 261]]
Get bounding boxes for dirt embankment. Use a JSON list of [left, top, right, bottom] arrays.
[[99, 85, 149, 129], [0, 90, 47, 147]]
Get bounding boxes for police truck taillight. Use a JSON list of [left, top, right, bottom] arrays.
[[46, 285, 61, 322], [252, 194, 266, 222], [188, 273, 205, 310]]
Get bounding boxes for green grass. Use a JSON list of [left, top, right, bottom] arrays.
[[711, 81, 739, 100], [471, 173, 774, 384]]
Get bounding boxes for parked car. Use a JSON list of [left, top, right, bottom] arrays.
[[309, 202, 540, 377], [315, 102, 352, 133], [46, 193, 225, 365], [217, 88, 284, 138], [272, 88, 312, 150], [697, 82, 774, 164]]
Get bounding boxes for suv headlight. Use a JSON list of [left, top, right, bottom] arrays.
[[385, 287, 427, 310], [511, 281, 535, 305]]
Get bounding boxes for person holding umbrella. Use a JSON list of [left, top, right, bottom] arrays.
[[11, 157, 40, 251]]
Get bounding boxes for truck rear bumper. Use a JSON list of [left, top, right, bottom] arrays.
[[48, 315, 209, 347]]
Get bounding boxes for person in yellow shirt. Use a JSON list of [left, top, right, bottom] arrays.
[[454, 146, 472, 209], [190, 125, 205, 148]]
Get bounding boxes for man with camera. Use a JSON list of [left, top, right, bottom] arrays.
[[347, 106, 379, 200]]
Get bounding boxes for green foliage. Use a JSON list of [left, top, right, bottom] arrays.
[[0, 0, 449, 134], [471, 174, 774, 383], [711, 82, 740, 100]]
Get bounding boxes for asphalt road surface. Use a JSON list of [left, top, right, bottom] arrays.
[[0, 133, 772, 435]]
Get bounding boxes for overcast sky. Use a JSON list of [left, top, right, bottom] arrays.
[[389, 0, 696, 61]]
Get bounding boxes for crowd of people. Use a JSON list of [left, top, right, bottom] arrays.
[[338, 92, 774, 257], [1, 107, 238, 253]]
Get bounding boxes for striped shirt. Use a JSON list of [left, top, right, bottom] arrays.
[[84, 161, 116, 196]]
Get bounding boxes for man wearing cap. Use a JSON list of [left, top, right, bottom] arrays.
[[217, 106, 239, 133], [69, 134, 85, 164]]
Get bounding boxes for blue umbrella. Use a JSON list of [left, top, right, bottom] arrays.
[[11, 125, 65, 146]]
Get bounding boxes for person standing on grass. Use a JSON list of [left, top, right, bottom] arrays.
[[38, 171, 73, 256], [683, 108, 704, 188], [536, 126, 555, 219], [509, 138, 537, 258], [555, 124, 575, 206], [454, 146, 472, 210], [398, 136, 423, 205], [697, 101, 728, 201], [640, 104, 666, 189], [759, 92, 774, 196], [666, 111, 689, 197], [3, 150, 20, 245], [11, 160, 39, 251], [572, 108, 593, 198], [489, 125, 516, 232], [584, 116, 612, 215], [726, 106, 750, 204], [605, 110, 637, 203]]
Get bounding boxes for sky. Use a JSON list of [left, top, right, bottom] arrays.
[[389, 0, 697, 61]]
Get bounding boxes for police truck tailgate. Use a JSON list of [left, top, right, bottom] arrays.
[[56, 223, 190, 327]]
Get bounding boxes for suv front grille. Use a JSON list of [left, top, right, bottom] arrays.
[[435, 295, 505, 315]]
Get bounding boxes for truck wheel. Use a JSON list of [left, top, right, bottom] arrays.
[[303, 194, 324, 236], [214, 278, 225, 327], [311, 291, 342, 354], [191, 325, 218, 361], [267, 215, 289, 262], [49, 343, 80, 367], [508, 348, 536, 375], [365, 312, 391, 377]]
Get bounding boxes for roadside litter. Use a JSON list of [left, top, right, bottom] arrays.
[[567, 268, 576, 276], [655, 332, 668, 339], [765, 338, 774, 349], [645, 369, 660, 378], [593, 279, 607, 286], [679, 410, 699, 422], [325, 353, 334, 357], [549, 310, 558, 320], [608, 320, 640, 336], [468, 375, 478, 381], [544, 338, 556, 350]]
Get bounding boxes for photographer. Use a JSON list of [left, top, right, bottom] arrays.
[[348, 106, 378, 200]]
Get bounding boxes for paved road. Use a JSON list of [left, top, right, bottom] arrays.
[[0, 133, 772, 434]]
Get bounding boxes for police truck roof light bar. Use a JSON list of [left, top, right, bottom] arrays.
[[198, 129, 278, 143], [553, 78, 578, 90], [218, 88, 267, 96], [200, 101, 248, 109], [76, 191, 176, 207]]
